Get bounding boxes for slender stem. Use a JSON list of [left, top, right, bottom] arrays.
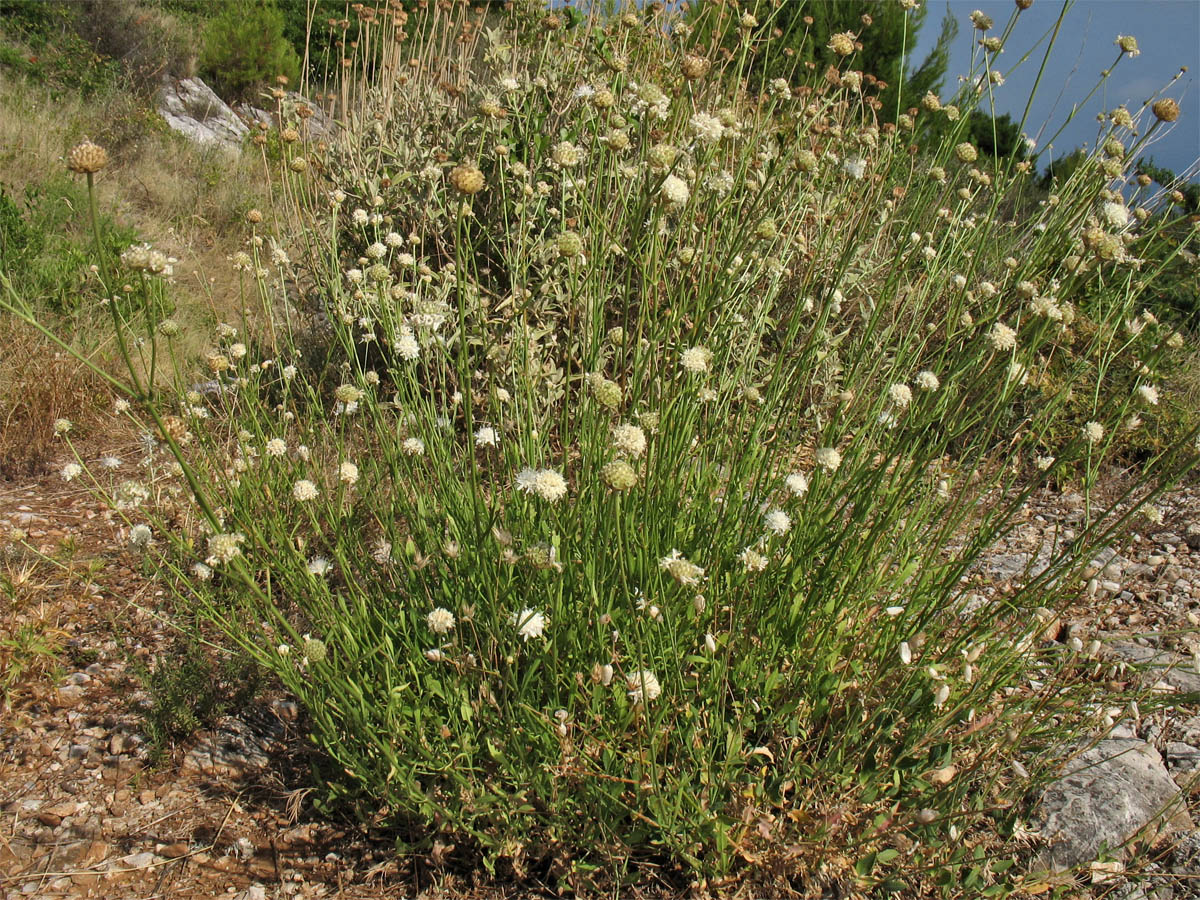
[[85, 170, 144, 400]]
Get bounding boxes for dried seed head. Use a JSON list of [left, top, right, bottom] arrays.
[[450, 163, 486, 194], [66, 140, 109, 174], [970, 9, 993, 30], [1115, 35, 1140, 56], [1152, 98, 1180, 123], [681, 54, 710, 81]]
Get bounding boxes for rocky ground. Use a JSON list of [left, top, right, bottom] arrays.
[[1, 459, 1198, 900]]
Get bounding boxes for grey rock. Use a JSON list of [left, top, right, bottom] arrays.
[[1179, 716, 1200, 746], [977, 551, 1051, 582], [55, 685, 85, 708], [1105, 881, 1176, 900], [118, 851, 160, 868], [235, 92, 334, 139], [1107, 643, 1200, 694], [1185, 525, 1200, 551], [189, 379, 223, 396], [1035, 739, 1192, 871], [1165, 742, 1200, 789], [1167, 831, 1200, 898], [182, 715, 281, 780], [158, 77, 248, 148], [237, 105, 275, 128], [1111, 720, 1140, 740]]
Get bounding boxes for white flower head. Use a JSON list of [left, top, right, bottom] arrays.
[[740, 546, 768, 572], [626, 669, 661, 703], [689, 111, 725, 144], [206, 532, 245, 565], [989, 322, 1017, 352], [427, 607, 456, 635], [393, 327, 420, 361], [128, 524, 152, 549], [612, 423, 647, 458], [843, 156, 866, 180], [784, 472, 809, 497], [660, 174, 690, 207], [293, 479, 320, 501], [517, 467, 568, 502], [680, 346, 712, 374], [763, 508, 792, 536], [474, 425, 500, 448], [888, 383, 912, 408], [1101, 201, 1129, 230], [512, 607, 547, 642], [815, 447, 842, 473], [659, 549, 705, 585]]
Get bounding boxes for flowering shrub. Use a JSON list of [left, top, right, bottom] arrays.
[[10, 0, 1197, 892]]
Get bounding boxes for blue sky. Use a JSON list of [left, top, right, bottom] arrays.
[[556, 1, 1197, 179], [909, 0, 1198, 178]]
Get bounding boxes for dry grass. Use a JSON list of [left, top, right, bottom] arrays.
[[0, 74, 272, 328], [0, 68, 285, 469], [0, 318, 113, 478]]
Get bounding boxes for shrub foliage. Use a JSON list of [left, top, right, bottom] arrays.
[[6, 0, 1199, 893], [200, 0, 300, 100]]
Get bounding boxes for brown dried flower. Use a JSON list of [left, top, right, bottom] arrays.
[[1152, 98, 1180, 123], [66, 140, 109, 175], [450, 164, 486, 195]]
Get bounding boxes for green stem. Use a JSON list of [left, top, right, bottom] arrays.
[[86, 170, 144, 400]]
